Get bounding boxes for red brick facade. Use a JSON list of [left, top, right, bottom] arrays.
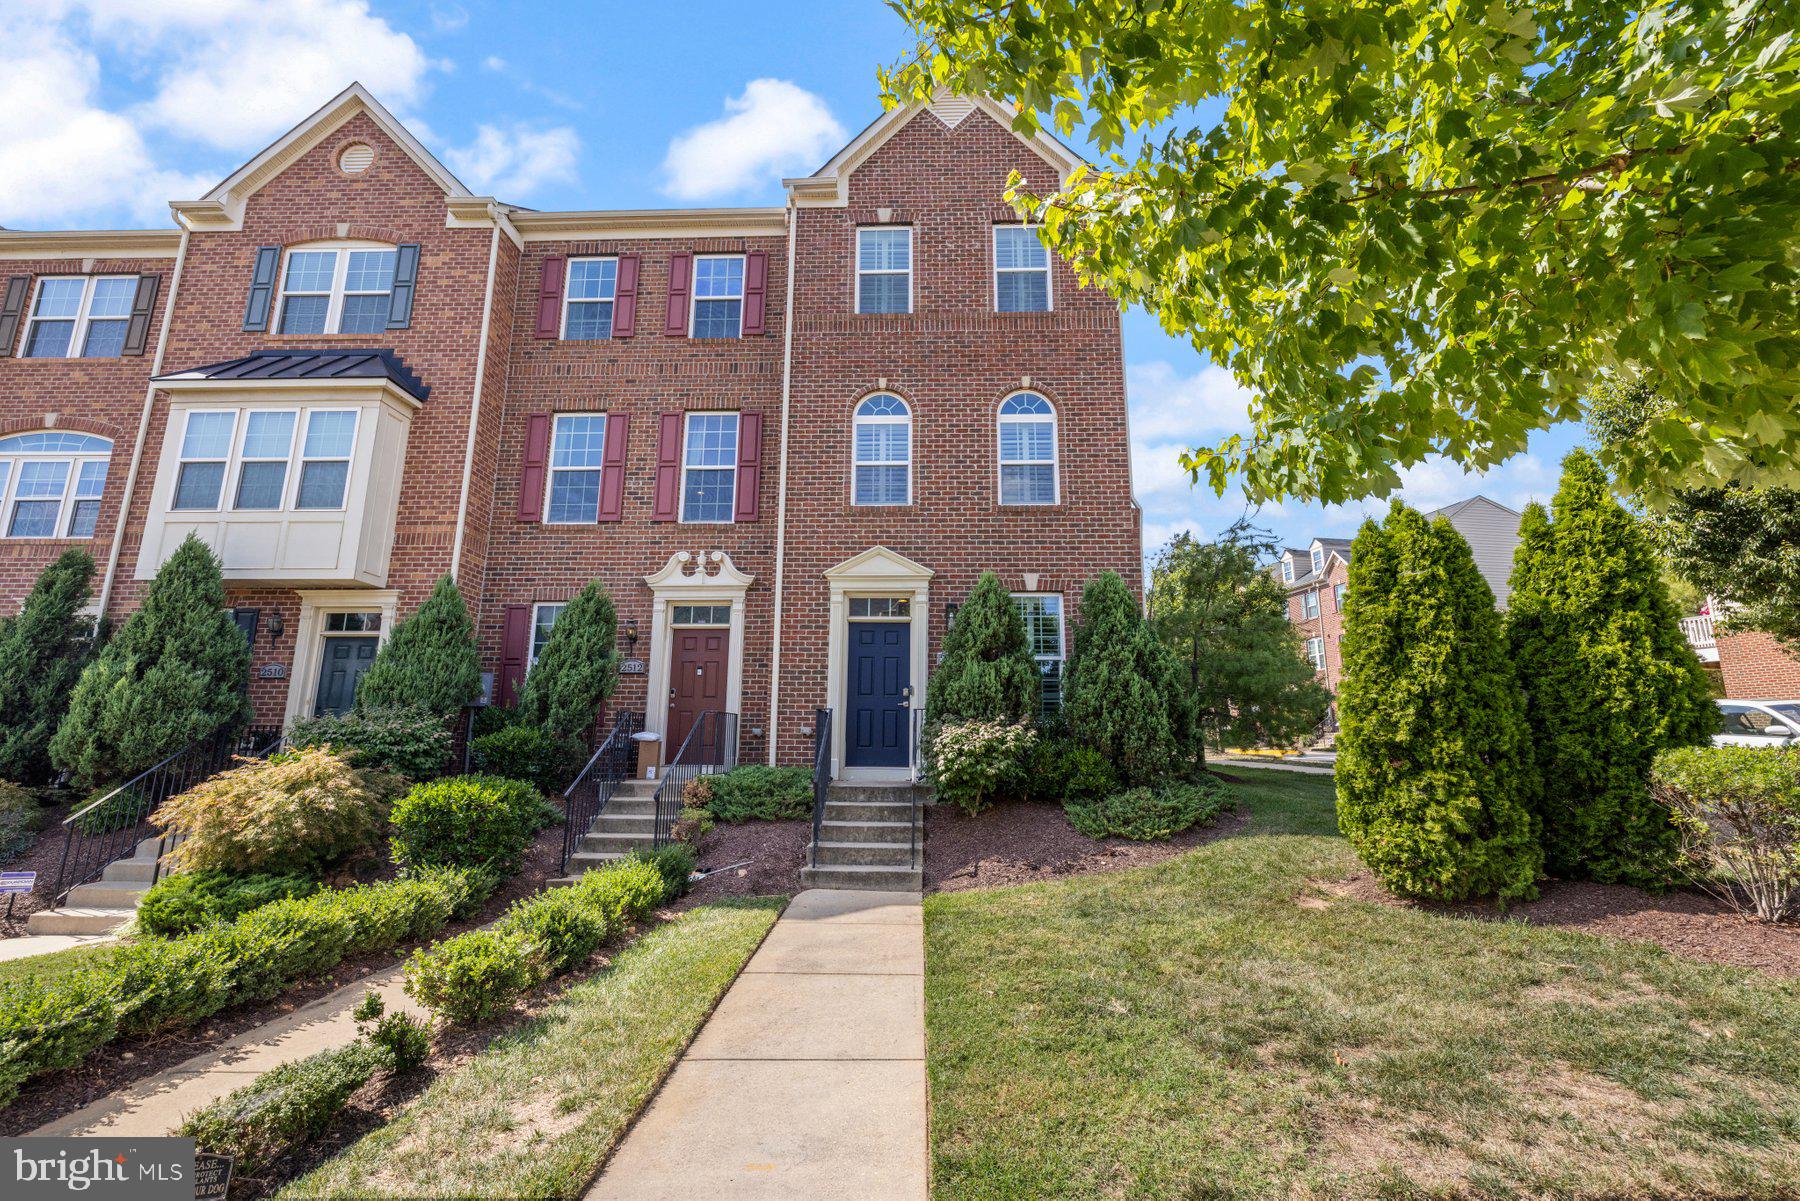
[[0, 89, 1140, 769], [1283, 557, 1349, 696], [1717, 629, 1800, 699]]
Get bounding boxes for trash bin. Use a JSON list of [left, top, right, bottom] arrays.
[[631, 731, 663, 780]]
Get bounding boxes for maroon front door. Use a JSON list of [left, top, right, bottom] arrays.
[[667, 629, 728, 757]]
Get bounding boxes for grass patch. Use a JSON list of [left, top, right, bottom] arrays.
[[278, 897, 782, 1200], [926, 767, 1800, 1199], [0, 939, 121, 987]]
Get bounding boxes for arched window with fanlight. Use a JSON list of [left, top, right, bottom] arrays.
[[853, 393, 912, 505], [997, 392, 1058, 505], [0, 431, 113, 539]]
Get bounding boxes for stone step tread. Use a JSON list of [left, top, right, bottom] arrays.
[[26, 910, 132, 935], [811, 840, 919, 852], [820, 819, 914, 829]]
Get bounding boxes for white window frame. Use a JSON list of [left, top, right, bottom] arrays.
[[1334, 583, 1347, 610], [167, 406, 359, 515], [1311, 546, 1325, 574], [1306, 637, 1326, 671], [1282, 558, 1295, 583], [231, 410, 299, 511], [1012, 592, 1066, 714], [855, 226, 913, 315], [543, 413, 608, 525], [275, 241, 397, 336], [559, 256, 618, 340], [529, 602, 566, 670], [1302, 590, 1321, 620], [689, 253, 745, 340], [671, 603, 733, 626], [852, 394, 912, 506], [993, 225, 1053, 313], [679, 411, 740, 524], [996, 391, 1060, 506], [21, 276, 137, 359], [0, 433, 113, 539]]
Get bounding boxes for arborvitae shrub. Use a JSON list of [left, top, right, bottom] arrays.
[[517, 581, 619, 742], [354, 576, 482, 720], [0, 550, 99, 784], [51, 536, 249, 786], [1063, 571, 1186, 785], [1506, 450, 1718, 888], [1335, 505, 1542, 902], [925, 572, 1039, 728]]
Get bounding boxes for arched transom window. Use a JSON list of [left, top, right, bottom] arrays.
[[997, 392, 1058, 505], [853, 394, 912, 505], [0, 431, 114, 538]]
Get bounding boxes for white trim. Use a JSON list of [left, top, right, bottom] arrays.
[[854, 225, 913, 315], [823, 546, 932, 778], [541, 412, 608, 524], [0, 230, 180, 260], [166, 405, 359, 515], [529, 601, 568, 670], [851, 394, 913, 506], [510, 207, 787, 241], [0, 434, 114, 540], [20, 275, 137, 359], [688, 253, 745, 339], [1012, 591, 1066, 713], [559, 256, 619, 339], [679, 411, 740, 524], [996, 391, 1061, 506], [642, 551, 754, 746], [992, 225, 1053, 313], [284, 588, 400, 724], [450, 220, 502, 582], [273, 241, 396, 336], [768, 198, 800, 764], [1305, 636, 1326, 672]]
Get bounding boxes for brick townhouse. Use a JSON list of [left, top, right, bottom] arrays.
[[0, 85, 1141, 777], [1279, 496, 1800, 705]]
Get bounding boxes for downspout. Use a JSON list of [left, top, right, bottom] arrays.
[[98, 225, 191, 616], [766, 196, 800, 764], [449, 211, 505, 585]]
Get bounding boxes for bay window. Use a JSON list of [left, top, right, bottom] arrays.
[[171, 407, 358, 512]]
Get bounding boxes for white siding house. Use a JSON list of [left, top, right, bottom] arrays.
[[1427, 496, 1524, 608]]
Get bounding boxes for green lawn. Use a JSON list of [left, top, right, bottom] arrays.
[[926, 768, 1800, 1199], [280, 897, 783, 1200]]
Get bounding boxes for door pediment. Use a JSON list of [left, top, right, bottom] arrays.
[[823, 545, 933, 584]]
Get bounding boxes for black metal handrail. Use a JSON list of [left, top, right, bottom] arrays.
[[559, 710, 640, 875], [652, 711, 739, 847], [50, 723, 282, 907], [809, 708, 832, 870]]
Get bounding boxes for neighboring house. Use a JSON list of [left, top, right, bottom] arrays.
[[0, 84, 1140, 779], [1276, 496, 1523, 699], [1685, 616, 1800, 700]]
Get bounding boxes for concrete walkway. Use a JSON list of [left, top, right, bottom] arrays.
[[32, 963, 423, 1136], [0, 932, 117, 964], [587, 889, 927, 1201]]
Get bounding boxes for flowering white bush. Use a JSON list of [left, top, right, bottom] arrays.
[[927, 720, 1036, 815]]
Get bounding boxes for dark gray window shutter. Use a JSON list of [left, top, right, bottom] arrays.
[[0, 275, 29, 357], [387, 243, 420, 329], [242, 246, 280, 332], [123, 275, 161, 356]]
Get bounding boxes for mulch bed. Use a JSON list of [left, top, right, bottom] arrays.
[[675, 818, 808, 910], [1317, 871, 1800, 978], [924, 800, 1248, 893], [0, 797, 80, 936], [0, 823, 568, 1136]]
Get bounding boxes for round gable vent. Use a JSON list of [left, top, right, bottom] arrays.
[[338, 143, 376, 175]]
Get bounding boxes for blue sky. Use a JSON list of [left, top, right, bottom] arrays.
[[0, 0, 1580, 557]]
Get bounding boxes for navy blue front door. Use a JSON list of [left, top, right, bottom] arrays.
[[846, 621, 911, 767], [315, 636, 378, 716]]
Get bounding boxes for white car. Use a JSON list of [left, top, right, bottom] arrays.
[[1714, 699, 1800, 748]]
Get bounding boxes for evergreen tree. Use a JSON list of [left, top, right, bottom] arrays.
[[1506, 450, 1717, 888], [0, 550, 100, 783], [50, 537, 250, 786], [354, 576, 482, 720], [1063, 571, 1186, 785], [517, 580, 619, 742], [924, 572, 1038, 728], [1335, 505, 1542, 902]]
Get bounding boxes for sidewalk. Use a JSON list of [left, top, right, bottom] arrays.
[[587, 888, 927, 1201]]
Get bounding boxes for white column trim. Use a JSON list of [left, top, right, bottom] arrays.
[[642, 551, 754, 748], [284, 588, 399, 724], [822, 546, 932, 778]]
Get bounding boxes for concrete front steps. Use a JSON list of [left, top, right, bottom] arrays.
[[27, 836, 160, 935], [563, 777, 663, 876], [799, 783, 925, 892]]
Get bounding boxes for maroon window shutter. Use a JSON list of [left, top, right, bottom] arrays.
[[0, 275, 32, 357], [535, 256, 565, 339], [500, 605, 531, 706], [742, 251, 768, 336], [664, 252, 692, 336], [598, 412, 629, 521], [518, 413, 550, 521], [734, 411, 763, 521], [652, 411, 684, 521], [613, 255, 639, 338], [122, 275, 161, 356]]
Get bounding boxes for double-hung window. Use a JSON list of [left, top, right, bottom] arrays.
[[1013, 593, 1066, 715], [530, 603, 566, 668], [681, 412, 739, 523], [856, 227, 912, 314], [852, 394, 911, 505], [171, 408, 356, 512], [277, 245, 398, 335], [1334, 583, 1347, 610], [545, 414, 607, 523], [1306, 637, 1326, 671], [1281, 558, 1295, 583], [1311, 546, 1325, 575], [562, 258, 617, 339], [296, 411, 357, 509], [997, 392, 1058, 505], [233, 412, 297, 510], [1301, 590, 1321, 620], [22, 276, 136, 358], [691, 255, 745, 339], [994, 226, 1051, 312], [172, 412, 237, 510], [0, 432, 113, 539]]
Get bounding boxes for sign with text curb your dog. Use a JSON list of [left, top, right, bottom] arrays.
[[2, 1137, 193, 1200]]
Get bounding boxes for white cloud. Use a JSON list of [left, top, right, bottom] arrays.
[[662, 79, 844, 201], [446, 123, 579, 198], [483, 55, 508, 72], [1126, 360, 1254, 443], [430, 3, 469, 32]]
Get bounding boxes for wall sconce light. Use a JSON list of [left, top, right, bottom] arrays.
[[624, 618, 639, 649], [267, 613, 284, 643]]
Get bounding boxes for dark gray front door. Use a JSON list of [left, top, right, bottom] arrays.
[[315, 635, 378, 716], [846, 621, 911, 767]]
